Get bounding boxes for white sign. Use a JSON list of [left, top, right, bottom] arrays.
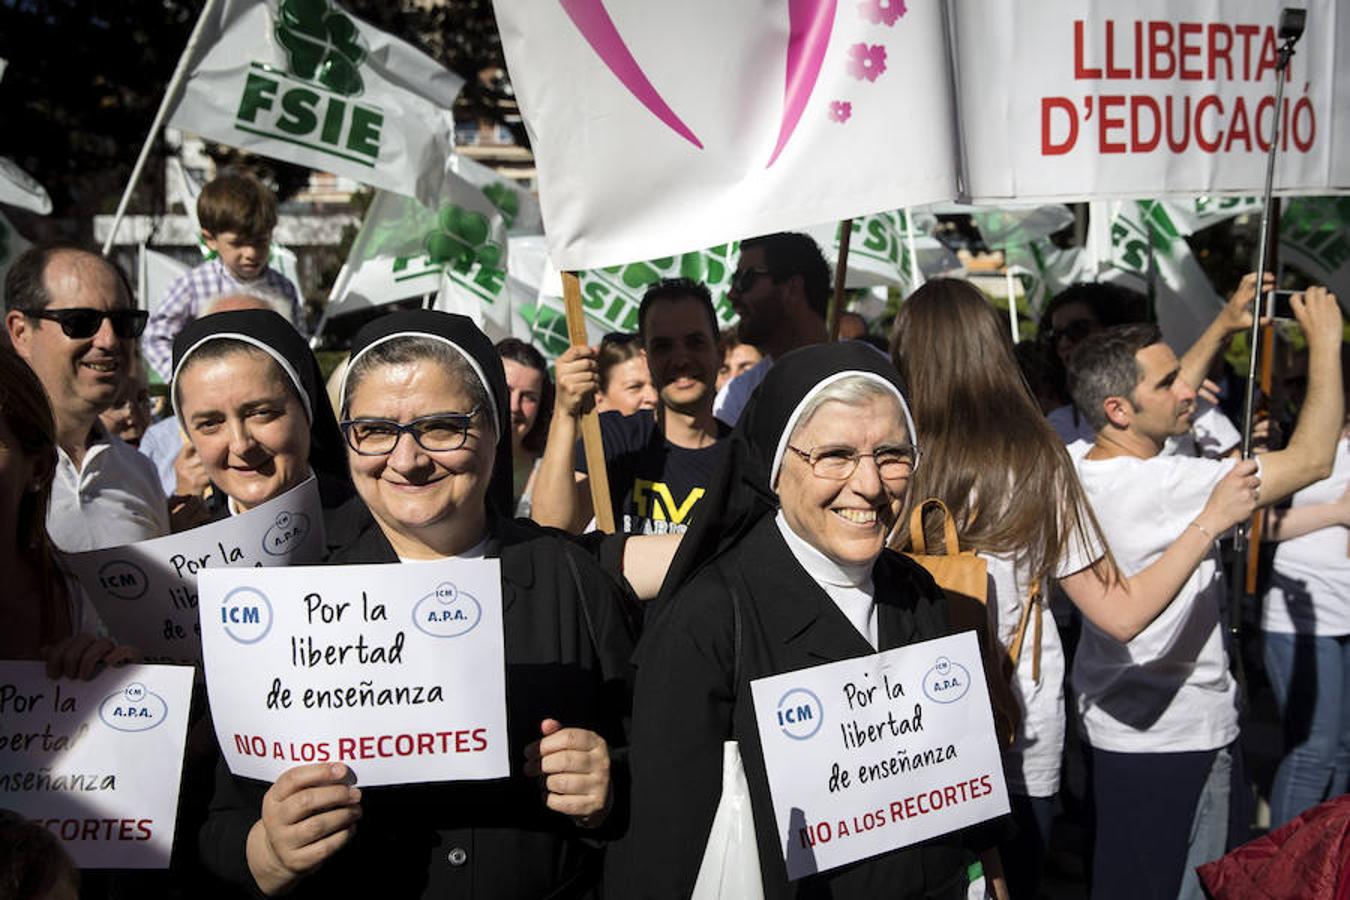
[[750, 632, 1008, 880], [166, 0, 464, 206], [495, 0, 958, 269], [0, 662, 195, 869], [64, 478, 325, 666], [959, 0, 1348, 204], [199, 559, 510, 787]]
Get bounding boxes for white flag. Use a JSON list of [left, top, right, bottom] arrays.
[[0, 209, 32, 286], [0, 157, 51, 215], [166, 0, 463, 205]]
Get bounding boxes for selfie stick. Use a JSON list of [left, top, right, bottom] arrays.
[[1230, 8, 1305, 666]]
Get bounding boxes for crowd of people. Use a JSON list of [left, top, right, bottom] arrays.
[[0, 171, 1347, 900]]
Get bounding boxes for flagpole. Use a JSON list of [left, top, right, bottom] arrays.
[[562, 271, 616, 534], [1004, 267, 1019, 343], [827, 218, 853, 341], [101, 0, 221, 257], [904, 207, 920, 293]]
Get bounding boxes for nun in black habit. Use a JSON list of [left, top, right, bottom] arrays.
[[170, 308, 353, 521], [609, 342, 980, 898], [198, 310, 635, 900]]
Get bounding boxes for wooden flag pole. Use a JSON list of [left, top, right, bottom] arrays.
[[562, 271, 616, 534], [827, 218, 854, 341]]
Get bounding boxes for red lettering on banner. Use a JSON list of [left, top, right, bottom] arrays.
[[1148, 22, 1174, 79], [1225, 97, 1252, 153], [1105, 21, 1129, 79], [1235, 25, 1260, 79], [1041, 97, 1079, 154], [1194, 95, 1222, 152], [1098, 96, 1127, 153], [1178, 23, 1203, 80], [1074, 21, 1101, 79], [1208, 24, 1233, 80], [335, 729, 490, 761], [1130, 96, 1160, 151]]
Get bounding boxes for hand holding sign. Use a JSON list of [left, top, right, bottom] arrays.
[[247, 762, 363, 896], [43, 632, 138, 681], [524, 718, 611, 824]]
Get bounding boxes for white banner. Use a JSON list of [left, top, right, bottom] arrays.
[[199, 559, 510, 787], [750, 631, 1008, 880], [959, 0, 1348, 204], [0, 662, 195, 869], [166, 0, 464, 205], [0, 208, 33, 287], [0, 157, 52, 215], [63, 478, 325, 666], [496, 0, 958, 269]]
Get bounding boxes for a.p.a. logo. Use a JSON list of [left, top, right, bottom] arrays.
[[922, 656, 971, 704], [97, 559, 148, 600], [99, 682, 170, 733], [220, 586, 274, 645], [262, 510, 311, 557], [413, 581, 481, 638], [776, 687, 824, 741]]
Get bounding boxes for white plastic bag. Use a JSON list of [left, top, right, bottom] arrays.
[[691, 741, 765, 900]]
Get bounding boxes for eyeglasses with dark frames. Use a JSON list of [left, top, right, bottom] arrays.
[[26, 308, 148, 339], [730, 266, 773, 296], [785, 443, 919, 480], [341, 408, 481, 456]]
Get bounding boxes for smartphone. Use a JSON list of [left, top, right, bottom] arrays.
[[1267, 289, 1297, 321]]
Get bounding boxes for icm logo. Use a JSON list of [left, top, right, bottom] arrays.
[[98, 559, 148, 600], [413, 581, 482, 638], [220, 586, 274, 644], [261, 510, 311, 557], [922, 656, 971, 704], [776, 688, 824, 741], [99, 682, 169, 732]]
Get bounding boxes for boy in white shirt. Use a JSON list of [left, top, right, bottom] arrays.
[[1065, 275, 1344, 900]]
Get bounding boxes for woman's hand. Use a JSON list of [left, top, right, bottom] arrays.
[[552, 346, 600, 419], [524, 719, 612, 826], [246, 763, 362, 896], [43, 633, 138, 680], [1198, 458, 1261, 533]]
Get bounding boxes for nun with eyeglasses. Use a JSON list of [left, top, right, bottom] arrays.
[[200, 311, 636, 900]]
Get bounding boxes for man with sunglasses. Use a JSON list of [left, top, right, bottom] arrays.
[[713, 232, 831, 427], [4, 244, 169, 550]]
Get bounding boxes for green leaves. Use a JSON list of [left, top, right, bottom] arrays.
[[274, 0, 366, 96], [481, 183, 520, 229]]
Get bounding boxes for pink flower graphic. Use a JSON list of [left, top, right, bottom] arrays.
[[858, 0, 906, 26], [828, 101, 852, 123], [846, 43, 887, 82]]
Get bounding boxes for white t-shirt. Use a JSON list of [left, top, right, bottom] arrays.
[[48, 424, 169, 552], [1067, 440, 1239, 753], [713, 356, 772, 427], [1264, 436, 1350, 637], [982, 507, 1102, 796]]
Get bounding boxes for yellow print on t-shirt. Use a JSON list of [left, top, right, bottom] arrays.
[[632, 479, 705, 524]]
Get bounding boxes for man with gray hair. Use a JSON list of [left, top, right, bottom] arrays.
[[1065, 273, 1345, 900]]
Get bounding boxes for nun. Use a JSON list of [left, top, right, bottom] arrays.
[[611, 342, 976, 898], [170, 307, 352, 520], [199, 310, 635, 899]]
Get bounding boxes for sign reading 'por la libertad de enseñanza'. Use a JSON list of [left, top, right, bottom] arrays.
[[751, 631, 1009, 880], [199, 559, 510, 787]]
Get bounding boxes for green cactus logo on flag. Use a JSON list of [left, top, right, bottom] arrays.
[[274, 0, 367, 96], [519, 303, 573, 360], [481, 183, 521, 231], [577, 244, 739, 333]]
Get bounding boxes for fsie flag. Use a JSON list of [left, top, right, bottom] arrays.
[[166, 0, 464, 205]]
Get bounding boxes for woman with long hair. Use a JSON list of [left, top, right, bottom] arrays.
[[890, 278, 1258, 898]]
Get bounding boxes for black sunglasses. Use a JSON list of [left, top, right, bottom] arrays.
[[730, 266, 774, 295], [27, 308, 149, 339]]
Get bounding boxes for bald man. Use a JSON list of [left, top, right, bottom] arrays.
[[137, 292, 284, 498], [4, 245, 169, 550]]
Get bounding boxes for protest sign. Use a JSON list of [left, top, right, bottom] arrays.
[[959, 0, 1348, 204], [166, 0, 464, 206], [63, 478, 325, 666], [750, 631, 1008, 880], [199, 559, 510, 787], [0, 662, 194, 869], [496, 0, 958, 269]]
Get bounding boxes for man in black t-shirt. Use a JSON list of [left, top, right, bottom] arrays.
[[533, 279, 728, 534]]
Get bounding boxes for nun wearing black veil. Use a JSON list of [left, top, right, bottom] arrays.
[[170, 307, 354, 521], [609, 342, 974, 898], [199, 311, 635, 899]]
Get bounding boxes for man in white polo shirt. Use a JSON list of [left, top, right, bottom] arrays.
[[1064, 275, 1344, 900], [4, 244, 168, 551]]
